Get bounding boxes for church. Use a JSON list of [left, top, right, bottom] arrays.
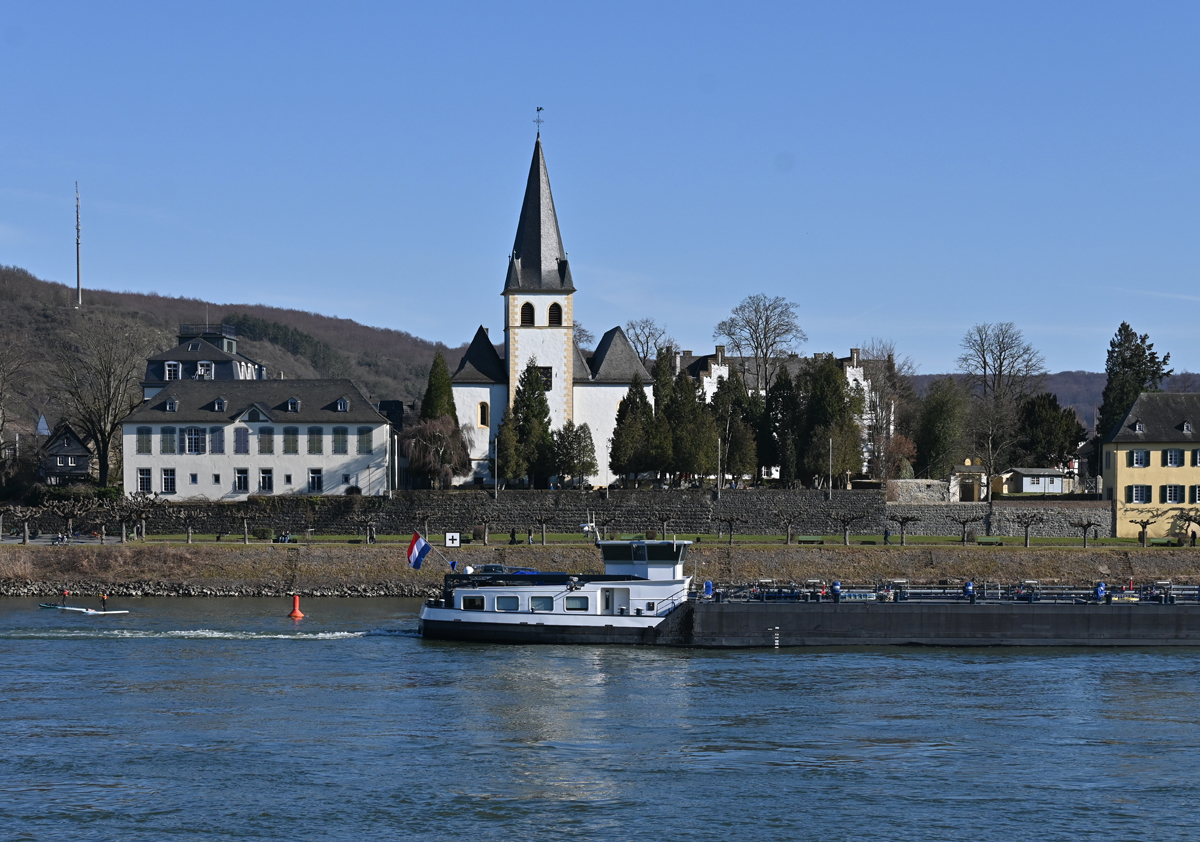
[[450, 135, 652, 488]]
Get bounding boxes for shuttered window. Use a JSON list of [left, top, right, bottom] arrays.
[[161, 427, 177, 454], [259, 427, 275, 455], [283, 427, 299, 454], [332, 427, 348, 454], [136, 427, 153, 454]]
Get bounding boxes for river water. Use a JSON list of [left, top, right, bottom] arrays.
[[2, 596, 1198, 840]]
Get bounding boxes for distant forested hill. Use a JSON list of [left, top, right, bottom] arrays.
[[0, 264, 464, 437]]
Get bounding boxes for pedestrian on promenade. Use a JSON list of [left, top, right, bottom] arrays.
[[527, 528, 533, 545], [509, 528, 518, 545], [883, 528, 892, 545]]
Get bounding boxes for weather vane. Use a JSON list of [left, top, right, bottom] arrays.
[[534, 106, 544, 133]]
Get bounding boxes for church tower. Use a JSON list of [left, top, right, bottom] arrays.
[[503, 135, 576, 428]]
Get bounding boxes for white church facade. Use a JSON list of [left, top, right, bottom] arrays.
[[450, 136, 651, 488]]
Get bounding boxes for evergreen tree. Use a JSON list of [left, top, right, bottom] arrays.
[[1016, 393, 1086, 467], [795, 355, 863, 483], [914, 377, 968, 479], [419, 351, 458, 421], [711, 370, 757, 486], [494, 411, 525, 485], [510, 359, 554, 484], [1097, 322, 1172, 439], [609, 374, 653, 483], [552, 420, 598, 487]]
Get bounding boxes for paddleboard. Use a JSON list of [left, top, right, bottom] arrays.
[[38, 604, 129, 615]]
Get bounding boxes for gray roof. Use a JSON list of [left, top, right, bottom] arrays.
[[123, 379, 388, 425], [584, 327, 651, 383], [503, 136, 575, 294], [1104, 392, 1200, 444], [1010, 467, 1065, 477], [147, 337, 260, 366], [452, 327, 507, 384]]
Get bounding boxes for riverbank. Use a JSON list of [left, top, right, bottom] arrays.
[[4, 542, 1200, 597]]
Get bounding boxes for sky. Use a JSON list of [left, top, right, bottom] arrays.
[[2, 2, 1198, 374]]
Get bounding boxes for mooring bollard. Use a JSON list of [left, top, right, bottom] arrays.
[[288, 594, 304, 619]]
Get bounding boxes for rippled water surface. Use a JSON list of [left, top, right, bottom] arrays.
[[2, 596, 1199, 840]]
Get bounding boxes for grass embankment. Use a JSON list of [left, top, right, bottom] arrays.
[[3, 543, 1200, 596]]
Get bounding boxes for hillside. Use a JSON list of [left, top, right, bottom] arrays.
[[0, 265, 464, 436]]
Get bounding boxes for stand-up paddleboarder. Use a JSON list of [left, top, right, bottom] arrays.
[[100, 594, 107, 612], [61, 589, 69, 607]]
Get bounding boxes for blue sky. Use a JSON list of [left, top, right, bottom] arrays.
[[2, 2, 1198, 374]]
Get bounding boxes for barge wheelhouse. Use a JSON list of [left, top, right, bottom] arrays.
[[418, 540, 692, 645]]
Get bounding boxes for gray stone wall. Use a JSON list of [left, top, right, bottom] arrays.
[[885, 504, 991, 538], [887, 480, 951, 504], [884, 501, 1113, 540]]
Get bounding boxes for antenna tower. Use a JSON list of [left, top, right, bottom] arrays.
[[75, 182, 82, 308]]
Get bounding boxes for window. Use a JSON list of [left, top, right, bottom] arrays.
[[1131, 450, 1150, 468], [137, 468, 152, 493], [284, 474, 293, 485], [308, 427, 323, 455], [1028, 476, 1041, 486], [259, 427, 275, 455], [537, 367, 553, 391], [136, 427, 153, 454], [56, 456, 65, 466], [1185, 421, 1193, 433], [184, 427, 206, 455], [188, 343, 200, 351], [197, 362, 213, 379], [1165, 449, 1185, 467], [209, 427, 225, 454], [495, 596, 520, 612], [1104, 451, 1111, 471], [548, 302, 563, 326], [234, 427, 250, 454], [342, 474, 351, 485], [520, 302, 534, 326], [1165, 485, 1185, 504], [212, 474, 221, 485], [247, 409, 262, 422], [332, 427, 348, 454], [287, 398, 300, 413], [162, 468, 176, 494], [478, 402, 489, 427], [357, 427, 373, 455], [165, 398, 178, 413], [1130, 485, 1152, 504], [336, 398, 349, 412], [260, 469, 274, 493], [308, 468, 323, 493], [1192, 486, 1200, 504], [165, 362, 181, 381], [235, 469, 249, 492], [462, 596, 484, 611], [214, 397, 227, 412], [190, 473, 198, 485], [530, 596, 554, 612], [1135, 420, 1145, 432], [161, 427, 177, 454], [564, 596, 589, 612], [646, 602, 656, 612], [283, 426, 299, 454]]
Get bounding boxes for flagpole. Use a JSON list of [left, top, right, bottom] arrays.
[[415, 531, 460, 570]]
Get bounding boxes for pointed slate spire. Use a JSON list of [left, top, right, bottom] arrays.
[[504, 137, 575, 293]]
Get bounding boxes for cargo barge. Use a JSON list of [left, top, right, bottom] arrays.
[[417, 541, 1200, 647]]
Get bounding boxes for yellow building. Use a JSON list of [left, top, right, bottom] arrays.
[[1100, 393, 1200, 539]]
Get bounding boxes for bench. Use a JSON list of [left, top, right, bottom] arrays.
[[976, 537, 1004, 546], [1148, 538, 1176, 547], [794, 536, 824, 545]]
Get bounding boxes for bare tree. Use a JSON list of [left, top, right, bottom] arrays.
[[774, 505, 800, 545], [625, 318, 676, 364], [713, 294, 806, 391], [951, 514, 985, 546], [829, 512, 867, 546], [860, 339, 917, 481], [0, 340, 31, 479], [1069, 517, 1105, 548], [573, 322, 597, 351], [50, 314, 160, 486], [1008, 511, 1044, 548], [168, 507, 207, 543], [122, 492, 163, 540], [46, 498, 98, 540], [399, 416, 472, 490], [4, 505, 41, 544], [887, 513, 922, 546], [1128, 511, 1164, 548], [1174, 508, 1200, 545], [956, 322, 1046, 489]]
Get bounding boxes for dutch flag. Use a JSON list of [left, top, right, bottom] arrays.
[[407, 532, 432, 569]]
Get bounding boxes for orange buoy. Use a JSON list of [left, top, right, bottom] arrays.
[[288, 594, 304, 619]]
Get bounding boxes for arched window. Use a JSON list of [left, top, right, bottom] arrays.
[[548, 303, 562, 326], [479, 402, 489, 427], [520, 302, 534, 326]]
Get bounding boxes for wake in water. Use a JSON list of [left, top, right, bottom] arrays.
[[0, 628, 416, 641]]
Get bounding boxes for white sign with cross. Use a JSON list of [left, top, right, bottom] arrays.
[[444, 532, 460, 548]]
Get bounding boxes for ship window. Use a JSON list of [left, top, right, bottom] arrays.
[[530, 596, 554, 612], [564, 596, 589, 612], [495, 596, 519, 612], [461, 596, 484, 611], [646, 602, 656, 612]]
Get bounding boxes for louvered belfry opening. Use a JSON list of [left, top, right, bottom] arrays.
[[548, 303, 563, 326], [521, 302, 535, 326]]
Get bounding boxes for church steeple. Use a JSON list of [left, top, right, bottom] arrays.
[[503, 137, 575, 293]]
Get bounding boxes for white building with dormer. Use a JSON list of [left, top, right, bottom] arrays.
[[450, 135, 651, 488]]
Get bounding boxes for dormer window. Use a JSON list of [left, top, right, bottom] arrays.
[[247, 409, 262, 422], [197, 361, 213, 380], [1134, 420, 1145, 433], [336, 398, 349, 412], [165, 362, 181, 381], [165, 398, 178, 412], [214, 397, 227, 412], [1185, 421, 1193, 433], [188, 343, 201, 352], [287, 398, 300, 413]]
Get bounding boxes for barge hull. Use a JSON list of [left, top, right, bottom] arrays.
[[420, 618, 655, 645], [681, 603, 1200, 647]]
